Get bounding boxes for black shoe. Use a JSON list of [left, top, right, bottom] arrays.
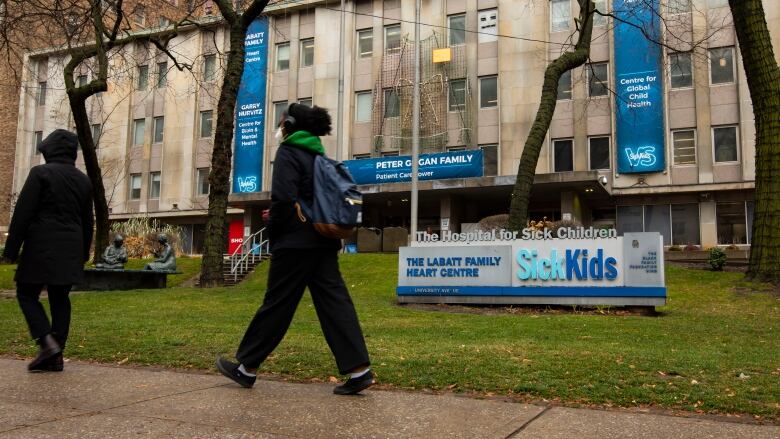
[[41, 353, 64, 372], [28, 334, 62, 372], [333, 370, 374, 395], [216, 357, 256, 388]]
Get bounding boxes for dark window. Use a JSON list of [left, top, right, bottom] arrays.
[[479, 76, 497, 108], [553, 139, 573, 172], [717, 202, 748, 244], [153, 116, 164, 143], [448, 14, 466, 46], [669, 52, 693, 88], [137, 65, 149, 90], [157, 62, 167, 88], [616, 205, 643, 235], [713, 126, 738, 162], [384, 89, 400, 118], [589, 137, 610, 170], [197, 168, 210, 195], [557, 70, 571, 100], [588, 63, 608, 97], [481, 144, 498, 176], [644, 204, 671, 245], [671, 203, 700, 245], [710, 47, 734, 84], [200, 111, 213, 138]]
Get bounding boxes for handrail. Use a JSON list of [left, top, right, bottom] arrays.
[[230, 228, 267, 283]]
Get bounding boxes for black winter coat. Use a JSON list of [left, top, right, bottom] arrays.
[[267, 144, 340, 251], [2, 130, 94, 285]]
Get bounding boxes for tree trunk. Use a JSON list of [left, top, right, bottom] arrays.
[[199, 24, 248, 287], [729, 0, 780, 282], [69, 96, 110, 261], [507, 0, 594, 231]]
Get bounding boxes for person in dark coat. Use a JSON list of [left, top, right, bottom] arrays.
[[1, 129, 94, 372], [217, 104, 372, 395]]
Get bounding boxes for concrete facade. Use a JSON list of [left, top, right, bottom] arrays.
[[10, 0, 780, 251]]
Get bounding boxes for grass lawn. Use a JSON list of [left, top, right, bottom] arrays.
[[0, 264, 15, 290], [0, 254, 777, 420]]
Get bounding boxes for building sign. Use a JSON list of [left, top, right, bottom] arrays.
[[228, 219, 244, 254], [614, 0, 665, 174], [233, 18, 269, 193], [397, 231, 665, 306], [344, 150, 483, 185]]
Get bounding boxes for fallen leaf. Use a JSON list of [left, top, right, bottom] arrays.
[[328, 376, 339, 383]]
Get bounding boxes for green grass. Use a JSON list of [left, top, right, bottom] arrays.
[[0, 254, 777, 419], [0, 264, 15, 290]]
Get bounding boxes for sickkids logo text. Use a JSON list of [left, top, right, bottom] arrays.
[[516, 248, 618, 281], [237, 176, 258, 192], [625, 146, 657, 168]]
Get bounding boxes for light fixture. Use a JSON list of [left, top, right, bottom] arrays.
[[719, 57, 727, 67]]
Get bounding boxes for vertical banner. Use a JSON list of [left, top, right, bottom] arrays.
[[614, 0, 665, 174], [233, 18, 269, 193]]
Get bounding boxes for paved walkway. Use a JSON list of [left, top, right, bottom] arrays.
[[0, 358, 777, 438]]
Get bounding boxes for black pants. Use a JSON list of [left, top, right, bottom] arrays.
[[17, 283, 72, 349], [236, 249, 370, 375]]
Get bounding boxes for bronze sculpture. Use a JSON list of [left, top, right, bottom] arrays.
[[96, 234, 128, 269], [145, 234, 176, 271]]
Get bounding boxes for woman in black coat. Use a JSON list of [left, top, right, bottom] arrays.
[[2, 129, 94, 372]]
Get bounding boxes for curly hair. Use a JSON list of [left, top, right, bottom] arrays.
[[287, 103, 332, 136]]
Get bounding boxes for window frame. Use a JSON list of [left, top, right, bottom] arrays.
[[156, 61, 167, 88], [557, 69, 572, 101], [477, 9, 498, 43], [550, 0, 572, 33], [712, 125, 740, 164], [448, 14, 466, 46], [667, 0, 691, 15], [149, 172, 161, 199], [588, 136, 611, 170], [129, 173, 142, 200], [273, 101, 288, 126], [297, 98, 312, 107], [480, 144, 499, 176], [91, 123, 102, 149], [137, 65, 149, 90], [357, 28, 373, 58], [448, 79, 467, 112], [37, 81, 47, 106], [668, 51, 693, 89], [199, 110, 213, 138], [593, 0, 608, 26], [300, 38, 315, 68], [552, 138, 574, 173], [132, 118, 146, 146], [33, 131, 43, 155], [276, 42, 290, 71], [709, 46, 736, 85], [383, 89, 400, 118], [588, 62, 609, 97], [196, 167, 210, 196], [384, 24, 401, 54], [352, 153, 371, 160], [672, 128, 697, 166], [479, 76, 498, 109], [355, 91, 373, 123], [203, 54, 216, 81]]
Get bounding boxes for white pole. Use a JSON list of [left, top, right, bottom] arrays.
[[410, 0, 421, 243], [336, 0, 346, 160]]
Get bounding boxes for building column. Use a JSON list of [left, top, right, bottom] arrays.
[[560, 191, 584, 223], [439, 195, 461, 233], [700, 199, 718, 247]]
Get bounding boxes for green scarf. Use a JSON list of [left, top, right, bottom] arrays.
[[283, 130, 325, 155]]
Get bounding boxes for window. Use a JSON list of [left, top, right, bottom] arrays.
[[129, 174, 142, 200], [448, 14, 466, 46], [385, 24, 401, 54], [381, 151, 400, 157], [553, 139, 573, 172], [203, 54, 216, 81], [133, 118, 146, 146], [593, 0, 607, 26], [479, 76, 498, 108], [149, 172, 161, 199], [717, 202, 748, 244], [196, 168, 210, 195], [355, 91, 373, 122], [358, 29, 373, 58], [77, 75, 88, 87], [153, 116, 164, 143], [448, 146, 466, 152], [667, 0, 690, 14], [352, 153, 371, 160], [710, 47, 735, 84], [300, 38, 314, 67], [159, 16, 171, 27], [669, 52, 693, 88], [478, 9, 498, 43], [37, 82, 47, 106], [273, 101, 288, 125], [298, 98, 312, 107], [672, 204, 700, 245], [589, 137, 610, 170], [616, 205, 644, 235], [551, 0, 571, 32], [199, 110, 213, 138], [672, 129, 696, 165], [449, 79, 466, 111], [157, 62, 167, 88], [91, 123, 102, 148], [557, 70, 572, 100], [481, 144, 498, 176], [33, 131, 43, 154], [588, 63, 608, 97], [133, 5, 145, 25], [276, 43, 290, 71], [137, 65, 149, 90], [644, 204, 672, 245], [384, 89, 400, 118], [713, 126, 738, 162]]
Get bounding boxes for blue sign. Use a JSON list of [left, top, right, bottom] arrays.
[[343, 150, 483, 185], [614, 0, 665, 174], [233, 18, 269, 193]]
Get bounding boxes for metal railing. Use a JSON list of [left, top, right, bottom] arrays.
[[229, 228, 269, 283]]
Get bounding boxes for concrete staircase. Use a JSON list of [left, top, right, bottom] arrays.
[[222, 253, 269, 286]]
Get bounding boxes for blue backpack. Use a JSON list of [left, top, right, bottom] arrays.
[[298, 155, 363, 240]]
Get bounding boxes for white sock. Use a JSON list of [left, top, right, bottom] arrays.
[[238, 364, 256, 377], [350, 368, 370, 379]]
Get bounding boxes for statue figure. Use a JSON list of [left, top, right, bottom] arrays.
[[145, 233, 177, 271], [96, 234, 128, 269]]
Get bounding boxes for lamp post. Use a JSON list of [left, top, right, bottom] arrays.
[[410, 0, 421, 242]]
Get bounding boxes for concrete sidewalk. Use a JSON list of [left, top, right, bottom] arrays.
[[0, 358, 776, 439]]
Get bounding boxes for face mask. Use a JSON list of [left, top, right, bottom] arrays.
[[274, 127, 283, 142]]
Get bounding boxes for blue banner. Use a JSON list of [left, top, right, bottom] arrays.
[[614, 0, 665, 174], [344, 150, 484, 185], [233, 18, 269, 193]]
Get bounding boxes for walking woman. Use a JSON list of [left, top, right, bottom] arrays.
[[2, 130, 94, 372], [217, 104, 372, 394]]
